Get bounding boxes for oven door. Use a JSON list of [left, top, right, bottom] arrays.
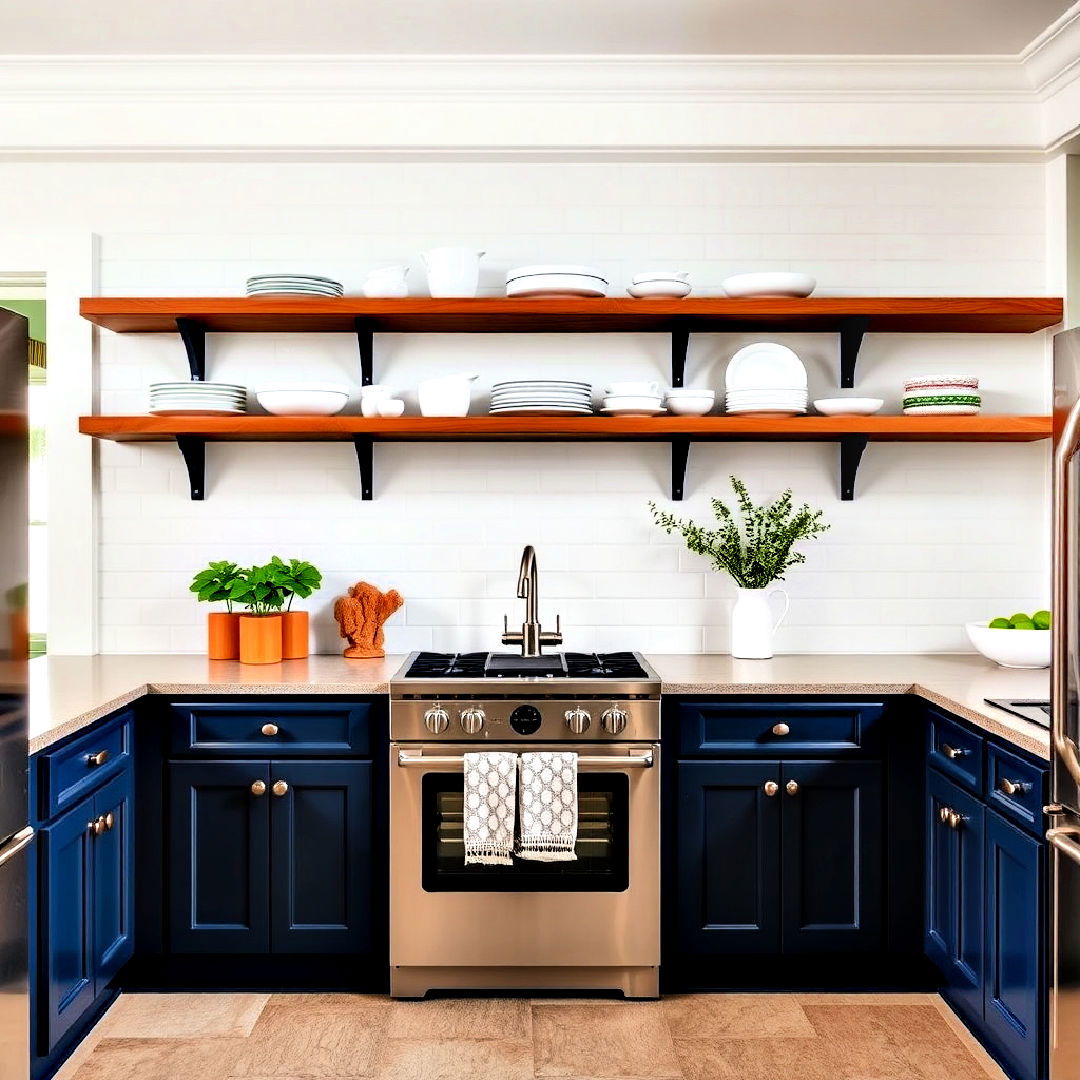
[[390, 743, 660, 970]]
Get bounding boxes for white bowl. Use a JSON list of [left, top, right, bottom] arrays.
[[255, 386, 350, 416], [603, 395, 664, 410], [965, 622, 1050, 669], [666, 387, 715, 400], [721, 272, 816, 298], [813, 398, 884, 417], [666, 397, 714, 416], [627, 280, 692, 299], [376, 399, 406, 418]]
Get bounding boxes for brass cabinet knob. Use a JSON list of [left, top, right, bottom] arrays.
[[103, 811, 115, 832], [87, 750, 109, 768], [941, 743, 966, 760], [771, 723, 791, 736], [939, 805, 952, 825], [89, 816, 105, 836], [272, 780, 289, 797], [261, 723, 279, 737], [764, 781, 779, 797], [998, 777, 1025, 797], [786, 780, 799, 796], [251, 780, 267, 797], [947, 810, 964, 830]]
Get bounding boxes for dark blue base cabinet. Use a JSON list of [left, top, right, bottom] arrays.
[[925, 708, 1048, 1080]]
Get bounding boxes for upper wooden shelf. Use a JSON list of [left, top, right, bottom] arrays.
[[79, 415, 1052, 443], [79, 297, 1063, 335]]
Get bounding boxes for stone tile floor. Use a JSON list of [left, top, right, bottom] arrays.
[[56, 992, 1008, 1080]]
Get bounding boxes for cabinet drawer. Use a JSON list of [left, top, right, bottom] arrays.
[[169, 702, 371, 757], [927, 710, 983, 794], [39, 712, 133, 821], [986, 745, 1047, 835], [677, 701, 885, 757]]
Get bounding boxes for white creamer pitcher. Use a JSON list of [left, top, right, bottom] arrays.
[[730, 586, 790, 660], [422, 248, 485, 298]]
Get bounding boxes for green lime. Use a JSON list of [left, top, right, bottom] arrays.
[[988, 617, 1012, 629], [1033, 609, 1051, 629], [1010, 613, 1032, 626], [1012, 618, 1036, 630]]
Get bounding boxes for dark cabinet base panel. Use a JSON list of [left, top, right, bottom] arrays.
[[118, 954, 389, 993]]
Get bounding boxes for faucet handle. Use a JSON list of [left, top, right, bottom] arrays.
[[501, 614, 524, 646], [540, 614, 563, 647]]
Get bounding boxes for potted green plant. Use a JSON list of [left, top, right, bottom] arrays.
[[5, 583, 27, 662], [189, 561, 242, 660], [650, 476, 828, 659], [270, 556, 323, 660], [228, 562, 287, 664]]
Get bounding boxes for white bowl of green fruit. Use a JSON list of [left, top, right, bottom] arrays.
[[965, 611, 1051, 669]]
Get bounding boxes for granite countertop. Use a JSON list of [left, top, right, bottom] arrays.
[[28, 652, 1051, 759]]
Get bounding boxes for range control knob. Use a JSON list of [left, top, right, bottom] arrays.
[[565, 707, 592, 735], [460, 707, 486, 735], [601, 707, 629, 735], [423, 705, 450, 734]]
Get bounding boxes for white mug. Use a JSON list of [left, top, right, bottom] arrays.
[[360, 385, 395, 418], [421, 248, 485, 298], [363, 265, 409, 298]]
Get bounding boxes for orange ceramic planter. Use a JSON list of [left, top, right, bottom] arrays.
[[8, 611, 27, 661], [281, 611, 309, 660], [239, 615, 283, 665], [207, 612, 241, 660]]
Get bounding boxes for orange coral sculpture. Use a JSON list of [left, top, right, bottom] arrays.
[[333, 581, 404, 659]]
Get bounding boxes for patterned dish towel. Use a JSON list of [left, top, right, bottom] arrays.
[[518, 751, 579, 862], [463, 751, 518, 866]]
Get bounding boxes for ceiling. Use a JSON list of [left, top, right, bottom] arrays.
[[4, 0, 1074, 55]]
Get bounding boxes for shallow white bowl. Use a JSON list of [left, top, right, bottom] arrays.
[[813, 398, 885, 417], [255, 386, 350, 416], [627, 280, 692, 299], [965, 622, 1050, 669], [721, 272, 816, 298]]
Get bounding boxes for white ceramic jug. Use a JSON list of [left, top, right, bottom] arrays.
[[417, 373, 479, 417], [422, 248, 485, 298], [363, 265, 409, 298], [730, 586, 790, 660]]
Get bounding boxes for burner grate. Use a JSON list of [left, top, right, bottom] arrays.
[[403, 650, 650, 680]]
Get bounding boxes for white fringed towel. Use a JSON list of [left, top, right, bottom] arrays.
[[518, 751, 578, 862], [463, 751, 517, 866]]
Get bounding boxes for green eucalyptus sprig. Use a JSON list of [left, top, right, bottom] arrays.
[[650, 476, 828, 590]]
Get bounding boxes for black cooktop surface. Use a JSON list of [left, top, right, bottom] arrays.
[[404, 651, 650, 680]]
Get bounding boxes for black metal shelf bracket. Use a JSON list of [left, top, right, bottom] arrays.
[[355, 319, 374, 386], [839, 435, 869, 501], [671, 322, 690, 388], [176, 436, 207, 501], [839, 316, 870, 389], [353, 435, 374, 500], [176, 318, 207, 382], [670, 436, 691, 501]]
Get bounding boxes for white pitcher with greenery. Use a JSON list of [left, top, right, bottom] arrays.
[[651, 477, 829, 659]]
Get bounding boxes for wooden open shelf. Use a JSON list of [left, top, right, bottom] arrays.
[[80, 414, 1052, 503], [80, 297, 1063, 335]]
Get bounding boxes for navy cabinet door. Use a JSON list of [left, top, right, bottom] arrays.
[[926, 768, 985, 1024], [780, 760, 884, 953], [984, 809, 1043, 1080], [676, 761, 781, 954], [40, 797, 95, 1050], [269, 761, 372, 953], [92, 770, 135, 986], [168, 761, 271, 953]]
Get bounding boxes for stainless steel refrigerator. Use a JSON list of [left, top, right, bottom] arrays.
[[0, 308, 31, 1080]]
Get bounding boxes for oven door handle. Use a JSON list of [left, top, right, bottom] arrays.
[[396, 749, 655, 769]]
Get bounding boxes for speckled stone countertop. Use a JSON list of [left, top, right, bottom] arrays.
[[29, 652, 1051, 759]]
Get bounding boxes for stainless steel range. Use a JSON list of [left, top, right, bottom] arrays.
[[389, 549, 661, 999]]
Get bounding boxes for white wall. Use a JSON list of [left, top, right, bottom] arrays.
[[0, 159, 1052, 655]]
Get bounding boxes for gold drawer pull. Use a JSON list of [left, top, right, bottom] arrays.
[[261, 724, 279, 737], [87, 750, 109, 767], [998, 777, 1027, 797], [771, 723, 791, 736], [786, 780, 799, 796], [764, 781, 779, 797], [272, 780, 289, 797], [940, 743, 967, 760], [251, 780, 267, 797]]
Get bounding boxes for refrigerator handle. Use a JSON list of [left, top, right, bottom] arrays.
[[1053, 397, 1080, 788], [1048, 825, 1080, 866], [0, 825, 33, 869]]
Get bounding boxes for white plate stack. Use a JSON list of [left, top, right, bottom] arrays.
[[245, 274, 343, 298], [902, 375, 981, 415], [149, 382, 248, 416], [505, 265, 608, 298], [489, 380, 593, 416], [724, 343, 808, 416]]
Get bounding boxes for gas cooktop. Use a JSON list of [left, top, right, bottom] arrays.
[[402, 651, 651, 680]]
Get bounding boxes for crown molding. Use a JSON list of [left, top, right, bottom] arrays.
[[1022, 0, 1080, 96]]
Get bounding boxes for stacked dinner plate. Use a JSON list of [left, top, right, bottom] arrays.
[[149, 382, 248, 417], [489, 379, 593, 416], [724, 342, 808, 417], [903, 375, 981, 416], [245, 274, 343, 298]]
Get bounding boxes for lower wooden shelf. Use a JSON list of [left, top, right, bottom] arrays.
[[78, 414, 1053, 501]]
